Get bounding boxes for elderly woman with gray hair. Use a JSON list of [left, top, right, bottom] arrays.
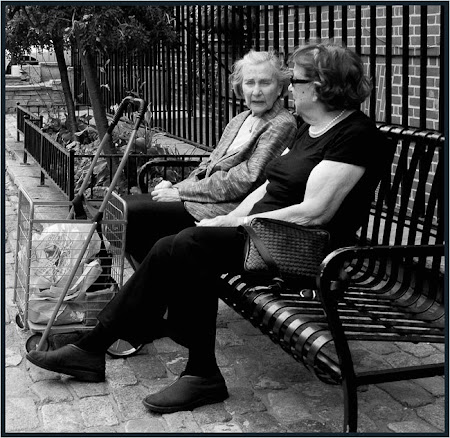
[[124, 50, 297, 267]]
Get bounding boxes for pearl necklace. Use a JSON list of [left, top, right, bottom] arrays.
[[309, 109, 346, 138]]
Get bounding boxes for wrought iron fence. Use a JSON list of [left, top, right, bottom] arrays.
[[23, 119, 75, 198], [16, 104, 42, 142], [18, 107, 208, 199], [73, 4, 444, 150]]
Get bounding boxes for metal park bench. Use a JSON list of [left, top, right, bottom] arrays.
[[218, 125, 445, 433], [137, 124, 445, 433]]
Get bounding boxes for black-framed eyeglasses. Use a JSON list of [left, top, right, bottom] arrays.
[[290, 78, 311, 85]]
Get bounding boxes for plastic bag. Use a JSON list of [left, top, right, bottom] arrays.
[[27, 299, 85, 326], [27, 261, 118, 326], [31, 259, 103, 301], [28, 281, 118, 326], [22, 223, 102, 290]]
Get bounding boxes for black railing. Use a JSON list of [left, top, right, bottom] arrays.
[[24, 119, 75, 198], [16, 104, 42, 142], [73, 4, 444, 150], [17, 104, 210, 199], [21, 114, 208, 200]]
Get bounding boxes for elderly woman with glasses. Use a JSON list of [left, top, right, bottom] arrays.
[[124, 50, 296, 268], [27, 42, 392, 415]]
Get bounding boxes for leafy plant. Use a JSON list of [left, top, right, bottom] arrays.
[[30, 101, 193, 196], [6, 5, 179, 162]]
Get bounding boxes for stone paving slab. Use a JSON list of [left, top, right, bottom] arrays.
[[2, 113, 446, 435]]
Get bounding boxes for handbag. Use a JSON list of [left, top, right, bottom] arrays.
[[240, 218, 330, 279]]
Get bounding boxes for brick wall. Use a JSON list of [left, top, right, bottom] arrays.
[[260, 5, 442, 131]]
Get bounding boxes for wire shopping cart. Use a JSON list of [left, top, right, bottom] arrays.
[[13, 96, 147, 357]]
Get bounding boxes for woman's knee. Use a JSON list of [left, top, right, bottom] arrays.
[[171, 227, 211, 254], [150, 226, 243, 274], [150, 227, 206, 266], [149, 234, 177, 258], [124, 195, 153, 222], [169, 226, 240, 268]]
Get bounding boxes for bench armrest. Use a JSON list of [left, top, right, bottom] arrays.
[[315, 243, 445, 393], [318, 244, 444, 302], [137, 157, 206, 193]]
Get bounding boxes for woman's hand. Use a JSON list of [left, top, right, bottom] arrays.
[[196, 215, 246, 227], [151, 187, 181, 202], [154, 180, 173, 190]]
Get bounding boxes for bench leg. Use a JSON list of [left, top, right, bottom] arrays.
[[343, 378, 358, 433]]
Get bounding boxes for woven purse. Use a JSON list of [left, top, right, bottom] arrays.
[[240, 218, 330, 279]]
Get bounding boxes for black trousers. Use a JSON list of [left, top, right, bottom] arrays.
[[123, 195, 197, 263], [98, 226, 247, 351]]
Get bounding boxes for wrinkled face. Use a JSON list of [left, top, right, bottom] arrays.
[[241, 62, 283, 116], [288, 64, 316, 118]]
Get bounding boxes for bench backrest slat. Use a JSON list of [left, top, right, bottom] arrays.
[[359, 127, 444, 249]]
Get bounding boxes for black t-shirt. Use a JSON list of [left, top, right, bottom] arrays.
[[250, 111, 393, 248]]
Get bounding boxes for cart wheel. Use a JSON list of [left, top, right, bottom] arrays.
[[26, 334, 50, 353], [15, 313, 25, 329], [107, 339, 143, 358]]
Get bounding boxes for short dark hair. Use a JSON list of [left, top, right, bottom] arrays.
[[289, 42, 372, 110], [230, 50, 291, 99]]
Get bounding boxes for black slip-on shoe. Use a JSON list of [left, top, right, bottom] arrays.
[[26, 344, 105, 382], [143, 372, 229, 413]]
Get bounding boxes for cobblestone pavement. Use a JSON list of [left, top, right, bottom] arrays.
[[3, 114, 446, 435]]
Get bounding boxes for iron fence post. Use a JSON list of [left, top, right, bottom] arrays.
[[22, 115, 29, 165], [39, 130, 46, 187], [68, 149, 75, 200], [16, 103, 21, 141]]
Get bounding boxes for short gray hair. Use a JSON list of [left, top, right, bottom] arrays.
[[230, 50, 291, 99]]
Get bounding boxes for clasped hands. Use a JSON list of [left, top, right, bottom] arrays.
[[151, 180, 181, 202], [151, 179, 246, 227]]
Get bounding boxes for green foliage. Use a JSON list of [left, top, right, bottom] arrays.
[[6, 5, 177, 59], [29, 102, 190, 196], [5, 6, 42, 62], [5, 6, 71, 56], [6, 5, 178, 156], [68, 6, 177, 55]]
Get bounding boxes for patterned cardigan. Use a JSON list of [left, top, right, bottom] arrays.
[[175, 99, 297, 220]]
